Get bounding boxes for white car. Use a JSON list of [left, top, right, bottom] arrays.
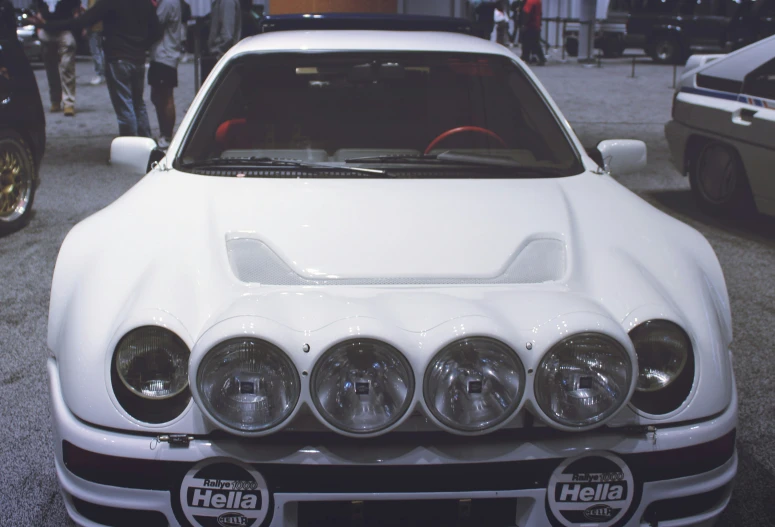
[[666, 36, 775, 217], [48, 16, 737, 527]]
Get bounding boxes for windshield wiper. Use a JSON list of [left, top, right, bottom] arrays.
[[345, 152, 563, 176], [180, 156, 391, 177]]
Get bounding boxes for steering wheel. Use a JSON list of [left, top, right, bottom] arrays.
[[424, 126, 507, 155]]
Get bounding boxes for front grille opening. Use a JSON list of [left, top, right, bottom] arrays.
[[72, 497, 168, 527], [642, 482, 733, 524], [297, 498, 518, 527]]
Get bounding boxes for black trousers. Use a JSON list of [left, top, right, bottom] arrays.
[[200, 55, 219, 86], [520, 27, 546, 63]]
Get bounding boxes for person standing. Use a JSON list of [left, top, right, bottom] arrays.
[[493, 0, 509, 45], [202, 0, 241, 83], [86, 0, 105, 85], [35, 0, 80, 116], [33, 0, 161, 136], [149, 0, 184, 148], [520, 0, 546, 66]]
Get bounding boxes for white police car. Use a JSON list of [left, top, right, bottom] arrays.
[[666, 35, 775, 217], [49, 14, 737, 527]]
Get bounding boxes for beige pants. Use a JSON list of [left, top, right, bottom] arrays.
[[38, 29, 76, 108]]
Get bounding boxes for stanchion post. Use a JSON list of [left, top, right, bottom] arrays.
[[194, 17, 202, 92], [561, 19, 566, 60], [631, 56, 635, 78], [672, 64, 677, 88]]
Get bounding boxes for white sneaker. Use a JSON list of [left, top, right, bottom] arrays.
[[89, 76, 105, 85], [157, 136, 171, 149]]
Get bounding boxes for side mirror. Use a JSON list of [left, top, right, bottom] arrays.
[[109, 137, 158, 175], [595, 139, 647, 175]]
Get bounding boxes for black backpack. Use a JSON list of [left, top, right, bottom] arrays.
[[180, 0, 191, 23]]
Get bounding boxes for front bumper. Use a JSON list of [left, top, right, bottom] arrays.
[[49, 358, 737, 527]]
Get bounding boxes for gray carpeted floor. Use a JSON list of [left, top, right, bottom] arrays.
[[0, 54, 772, 526]]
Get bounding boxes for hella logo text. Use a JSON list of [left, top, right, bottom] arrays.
[[558, 483, 625, 502], [583, 504, 615, 521], [218, 512, 248, 527]]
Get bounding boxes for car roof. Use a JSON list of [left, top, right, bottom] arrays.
[[258, 13, 476, 35], [228, 29, 511, 58]]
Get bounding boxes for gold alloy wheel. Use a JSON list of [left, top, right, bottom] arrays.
[[0, 142, 31, 223]]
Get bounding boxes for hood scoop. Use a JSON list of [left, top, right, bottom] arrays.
[[226, 236, 566, 286]]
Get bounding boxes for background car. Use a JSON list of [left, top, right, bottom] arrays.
[[726, 0, 775, 50], [666, 36, 775, 216], [0, 1, 45, 235], [626, 0, 738, 63], [15, 8, 42, 63]]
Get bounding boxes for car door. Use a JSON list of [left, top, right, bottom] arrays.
[[730, 61, 775, 207], [684, 0, 730, 50]]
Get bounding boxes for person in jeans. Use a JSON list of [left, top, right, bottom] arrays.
[[35, 0, 80, 116], [33, 0, 161, 136], [149, 0, 184, 149], [201, 0, 241, 84], [86, 0, 105, 85]]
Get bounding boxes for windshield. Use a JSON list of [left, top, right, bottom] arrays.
[[177, 52, 583, 178]]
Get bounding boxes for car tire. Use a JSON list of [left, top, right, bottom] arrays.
[[689, 142, 755, 216], [0, 130, 36, 236], [649, 35, 682, 64]]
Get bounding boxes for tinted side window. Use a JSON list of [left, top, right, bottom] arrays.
[[634, 0, 678, 14], [744, 59, 775, 100], [757, 0, 775, 17], [713, 0, 740, 16], [678, 0, 700, 15]]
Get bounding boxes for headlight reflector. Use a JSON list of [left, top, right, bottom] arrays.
[[630, 320, 689, 392], [424, 338, 526, 433], [115, 326, 189, 399], [311, 339, 414, 434], [535, 333, 632, 428], [197, 338, 299, 433]]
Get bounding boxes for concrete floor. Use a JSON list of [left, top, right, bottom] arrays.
[[0, 55, 773, 526]]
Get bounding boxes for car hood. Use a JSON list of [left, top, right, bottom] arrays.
[[50, 169, 731, 333], [212, 176, 570, 282]]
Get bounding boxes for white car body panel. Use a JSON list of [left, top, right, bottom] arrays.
[[48, 29, 737, 527], [666, 37, 775, 215]]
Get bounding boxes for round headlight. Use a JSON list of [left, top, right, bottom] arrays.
[[311, 339, 414, 435], [424, 338, 526, 433], [535, 333, 632, 428], [197, 338, 299, 433], [630, 320, 689, 392], [115, 326, 189, 399]]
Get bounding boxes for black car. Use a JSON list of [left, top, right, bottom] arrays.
[[0, 0, 45, 235], [626, 0, 739, 63], [726, 0, 775, 50]]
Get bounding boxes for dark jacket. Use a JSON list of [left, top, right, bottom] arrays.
[[43, 0, 161, 63], [35, 0, 80, 22]]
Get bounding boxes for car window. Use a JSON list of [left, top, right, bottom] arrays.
[[178, 52, 583, 178], [634, 0, 678, 14], [678, 0, 706, 15], [712, 0, 741, 16], [697, 37, 775, 92], [756, 0, 775, 17], [743, 58, 775, 99]]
